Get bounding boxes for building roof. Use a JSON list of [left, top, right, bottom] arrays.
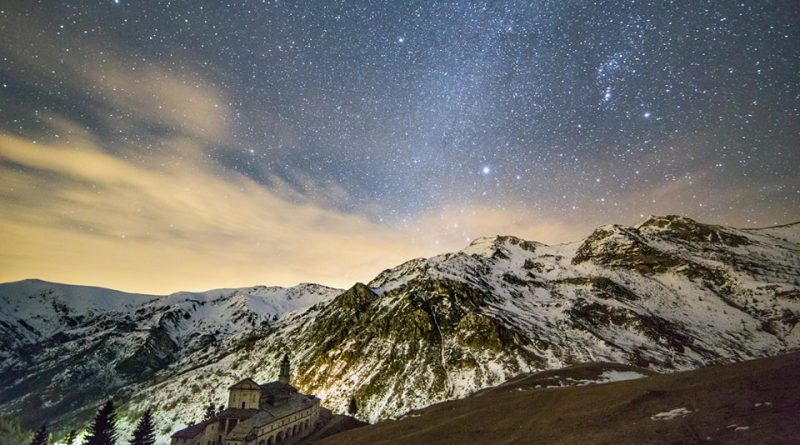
[[172, 378, 320, 441], [216, 407, 260, 419], [229, 377, 261, 390], [260, 381, 297, 398], [227, 394, 319, 440], [260, 394, 317, 420], [227, 412, 273, 440], [171, 419, 216, 439]]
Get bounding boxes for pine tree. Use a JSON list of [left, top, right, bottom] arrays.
[[128, 408, 155, 445], [64, 430, 78, 445], [203, 403, 216, 421], [29, 424, 47, 445], [348, 397, 358, 415], [217, 404, 225, 416], [83, 400, 117, 445]]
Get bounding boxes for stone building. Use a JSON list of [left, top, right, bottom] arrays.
[[171, 355, 320, 445]]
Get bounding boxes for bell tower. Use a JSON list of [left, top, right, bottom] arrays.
[[279, 354, 291, 384]]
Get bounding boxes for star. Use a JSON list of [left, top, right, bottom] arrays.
[[603, 87, 612, 102]]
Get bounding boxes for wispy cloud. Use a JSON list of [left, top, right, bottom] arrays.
[[0, 24, 447, 292], [0, 125, 439, 292]]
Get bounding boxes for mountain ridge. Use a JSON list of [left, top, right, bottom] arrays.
[[1, 215, 798, 444]]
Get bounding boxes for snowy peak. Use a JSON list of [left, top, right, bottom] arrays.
[[572, 223, 679, 273], [368, 257, 429, 294], [0, 279, 342, 370], [0, 279, 158, 347], [637, 214, 752, 247], [370, 235, 546, 296], [463, 235, 543, 258]]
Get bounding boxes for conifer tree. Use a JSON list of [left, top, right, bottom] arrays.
[[64, 430, 78, 445], [128, 409, 155, 445], [29, 424, 47, 445], [83, 400, 117, 445], [203, 403, 216, 421]]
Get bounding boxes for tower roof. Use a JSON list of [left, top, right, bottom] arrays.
[[229, 378, 261, 390], [260, 381, 297, 398]]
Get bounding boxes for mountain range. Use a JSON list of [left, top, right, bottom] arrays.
[[1, 215, 798, 444]]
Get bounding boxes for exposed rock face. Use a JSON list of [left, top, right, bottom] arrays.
[[572, 224, 683, 273], [1, 216, 798, 443], [638, 215, 751, 246]]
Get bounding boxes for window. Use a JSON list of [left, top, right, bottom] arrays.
[[242, 402, 246, 409]]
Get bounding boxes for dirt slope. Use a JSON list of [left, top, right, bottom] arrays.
[[316, 353, 800, 445]]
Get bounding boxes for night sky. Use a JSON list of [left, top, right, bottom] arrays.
[[1, 1, 798, 293]]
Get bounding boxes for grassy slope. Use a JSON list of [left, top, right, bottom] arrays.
[[317, 352, 800, 445]]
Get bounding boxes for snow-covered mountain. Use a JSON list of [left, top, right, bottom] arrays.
[[1, 215, 799, 444]]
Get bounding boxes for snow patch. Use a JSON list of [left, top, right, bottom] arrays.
[[650, 407, 693, 420], [597, 370, 647, 382]]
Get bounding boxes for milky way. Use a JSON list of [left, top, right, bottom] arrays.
[[0, 1, 798, 292]]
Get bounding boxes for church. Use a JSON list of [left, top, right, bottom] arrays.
[[171, 355, 321, 445]]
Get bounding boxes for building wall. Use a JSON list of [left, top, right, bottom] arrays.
[[169, 419, 222, 445], [171, 403, 320, 445], [228, 388, 261, 409], [171, 399, 321, 445], [199, 420, 222, 445], [245, 402, 320, 445]]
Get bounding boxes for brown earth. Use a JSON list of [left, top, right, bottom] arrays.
[[302, 408, 367, 443], [314, 352, 800, 445]]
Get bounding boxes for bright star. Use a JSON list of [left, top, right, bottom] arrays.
[[644, 112, 651, 118], [603, 86, 612, 102], [481, 166, 491, 175], [397, 37, 404, 43]]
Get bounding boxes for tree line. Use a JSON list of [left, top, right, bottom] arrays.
[[28, 401, 155, 445]]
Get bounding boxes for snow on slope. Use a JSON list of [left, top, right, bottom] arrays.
[[0, 280, 340, 349], [0, 279, 157, 346]]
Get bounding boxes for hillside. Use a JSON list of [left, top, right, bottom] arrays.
[[0, 215, 798, 444], [0, 280, 343, 442], [316, 351, 800, 445], [284, 215, 800, 422]]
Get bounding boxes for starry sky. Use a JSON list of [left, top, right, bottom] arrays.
[[1, 1, 798, 293]]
